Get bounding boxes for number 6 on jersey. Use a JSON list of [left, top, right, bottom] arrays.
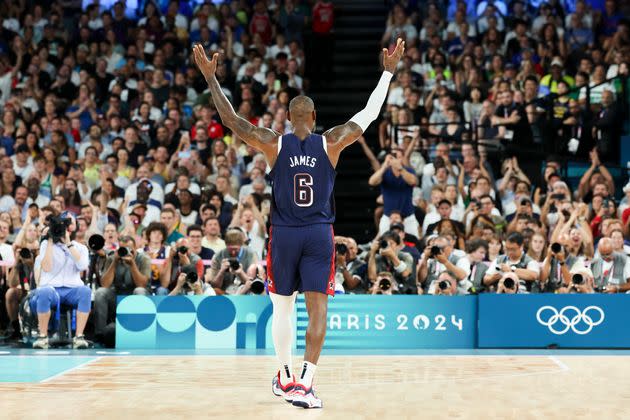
[[294, 173, 313, 207]]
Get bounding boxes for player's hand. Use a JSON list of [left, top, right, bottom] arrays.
[[193, 44, 219, 81], [383, 38, 405, 73]]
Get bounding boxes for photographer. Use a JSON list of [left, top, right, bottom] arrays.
[[558, 264, 596, 294], [164, 237, 202, 292], [466, 239, 490, 292], [497, 272, 519, 294], [432, 272, 457, 296], [169, 269, 204, 296], [539, 241, 576, 292], [483, 232, 539, 292], [4, 247, 35, 339], [94, 235, 151, 347], [370, 272, 397, 295], [590, 238, 630, 293], [334, 236, 368, 294], [236, 264, 268, 295], [209, 229, 258, 295], [367, 231, 414, 293], [417, 235, 470, 294], [30, 213, 90, 349]]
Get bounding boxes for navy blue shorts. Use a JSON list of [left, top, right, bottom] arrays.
[[266, 224, 335, 296]]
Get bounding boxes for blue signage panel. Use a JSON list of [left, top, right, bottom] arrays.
[[478, 294, 630, 348], [296, 296, 477, 349], [116, 295, 280, 349]]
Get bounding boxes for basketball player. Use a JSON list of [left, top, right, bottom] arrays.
[[193, 38, 405, 409]]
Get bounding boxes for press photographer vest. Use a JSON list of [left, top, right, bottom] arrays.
[[591, 253, 628, 290], [496, 252, 535, 292], [543, 255, 577, 292]]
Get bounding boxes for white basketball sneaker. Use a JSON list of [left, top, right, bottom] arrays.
[[291, 383, 323, 409], [272, 371, 295, 403]]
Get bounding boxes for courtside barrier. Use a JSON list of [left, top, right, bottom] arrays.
[[115, 295, 630, 349]]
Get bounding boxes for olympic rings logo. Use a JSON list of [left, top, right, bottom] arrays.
[[536, 306, 605, 335]]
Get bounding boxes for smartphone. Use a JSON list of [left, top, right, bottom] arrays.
[[178, 151, 191, 159]]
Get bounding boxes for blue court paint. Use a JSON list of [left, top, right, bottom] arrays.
[[0, 356, 97, 383]]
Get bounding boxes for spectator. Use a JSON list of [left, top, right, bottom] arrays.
[[369, 151, 418, 236], [590, 237, 630, 293]]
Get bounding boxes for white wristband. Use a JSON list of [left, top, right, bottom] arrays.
[[349, 71, 393, 132]]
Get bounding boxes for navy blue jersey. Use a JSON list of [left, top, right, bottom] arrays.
[[269, 133, 336, 226]]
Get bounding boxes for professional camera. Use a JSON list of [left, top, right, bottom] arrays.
[[551, 242, 563, 254], [335, 243, 348, 255], [228, 258, 240, 271], [438, 280, 450, 291], [177, 246, 188, 254], [503, 277, 516, 289], [19, 248, 32, 259], [379, 239, 389, 249], [186, 271, 198, 284], [378, 278, 391, 291], [250, 278, 265, 294], [431, 246, 442, 257], [47, 216, 71, 243], [520, 199, 529, 206], [88, 234, 105, 252], [572, 273, 584, 285], [117, 247, 131, 258]]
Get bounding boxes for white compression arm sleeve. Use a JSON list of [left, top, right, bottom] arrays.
[[349, 71, 394, 132]]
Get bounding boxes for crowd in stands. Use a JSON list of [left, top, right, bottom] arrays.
[[0, 0, 628, 349], [361, 0, 630, 297]]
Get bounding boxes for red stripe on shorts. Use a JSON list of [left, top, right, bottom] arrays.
[[266, 227, 276, 294], [326, 225, 335, 296]]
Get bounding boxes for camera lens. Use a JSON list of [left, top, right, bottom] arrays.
[[378, 278, 391, 291], [504, 278, 516, 289], [178, 246, 188, 254], [88, 234, 105, 252], [438, 280, 450, 290], [19, 248, 31, 259], [250, 278, 265, 294], [551, 242, 562, 254], [521, 199, 529, 206], [379, 239, 388, 249], [431, 246, 441, 257], [186, 271, 198, 283], [572, 273, 584, 285], [229, 258, 240, 271], [335, 243, 348, 255], [117, 247, 129, 257]]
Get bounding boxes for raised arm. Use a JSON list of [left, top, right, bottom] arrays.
[[193, 45, 280, 164], [324, 38, 405, 167]]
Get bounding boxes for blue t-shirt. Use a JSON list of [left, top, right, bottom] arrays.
[[381, 166, 416, 218]]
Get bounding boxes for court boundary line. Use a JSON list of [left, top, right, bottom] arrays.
[[548, 355, 570, 371], [39, 356, 103, 384]]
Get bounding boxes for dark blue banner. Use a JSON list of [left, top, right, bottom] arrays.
[[478, 294, 630, 348]]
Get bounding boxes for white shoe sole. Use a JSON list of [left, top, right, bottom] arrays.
[[292, 396, 322, 409]]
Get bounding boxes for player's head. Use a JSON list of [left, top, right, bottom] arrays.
[[288, 95, 315, 129]]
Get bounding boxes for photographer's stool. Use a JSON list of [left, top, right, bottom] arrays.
[[50, 304, 75, 348]]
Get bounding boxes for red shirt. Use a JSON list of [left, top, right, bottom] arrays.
[[312, 2, 334, 34], [249, 12, 273, 45]]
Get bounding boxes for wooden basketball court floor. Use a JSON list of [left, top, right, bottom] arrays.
[[1, 349, 629, 419]]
